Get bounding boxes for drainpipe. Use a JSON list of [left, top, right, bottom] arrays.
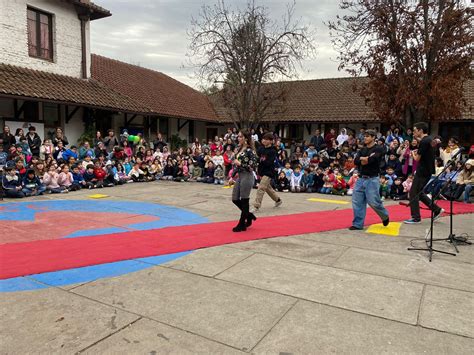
[[79, 14, 89, 79]]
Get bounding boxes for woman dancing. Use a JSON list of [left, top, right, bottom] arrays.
[[232, 130, 258, 232]]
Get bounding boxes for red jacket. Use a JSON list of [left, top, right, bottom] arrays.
[[94, 167, 106, 180]]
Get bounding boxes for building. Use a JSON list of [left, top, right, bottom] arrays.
[[0, 0, 472, 147]]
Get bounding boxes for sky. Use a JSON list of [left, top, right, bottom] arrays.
[[90, 0, 346, 89]]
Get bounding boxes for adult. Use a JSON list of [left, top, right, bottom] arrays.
[[14, 128, 25, 144], [310, 129, 324, 151], [78, 141, 95, 159], [398, 139, 418, 176], [52, 127, 69, 147], [0, 126, 16, 150], [26, 126, 41, 157], [350, 129, 390, 230], [324, 128, 336, 147], [252, 132, 282, 213], [439, 137, 461, 166], [103, 129, 119, 153], [337, 128, 349, 146], [404, 122, 444, 224], [153, 132, 167, 152], [94, 131, 103, 147], [231, 130, 257, 232]]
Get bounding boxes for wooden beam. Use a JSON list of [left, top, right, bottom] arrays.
[[305, 123, 312, 135], [125, 114, 138, 126], [13, 99, 26, 120], [65, 106, 80, 123], [178, 119, 190, 131]]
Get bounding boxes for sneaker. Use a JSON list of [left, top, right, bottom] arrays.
[[433, 208, 445, 222], [348, 226, 363, 230], [250, 206, 259, 214], [404, 218, 421, 224], [275, 199, 282, 208]]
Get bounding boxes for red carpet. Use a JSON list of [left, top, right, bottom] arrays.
[[1, 201, 473, 279]]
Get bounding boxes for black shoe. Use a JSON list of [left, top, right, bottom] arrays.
[[232, 222, 247, 232], [246, 213, 257, 227], [349, 226, 363, 230], [383, 217, 390, 227]]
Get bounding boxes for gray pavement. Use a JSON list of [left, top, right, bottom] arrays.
[[1, 181, 473, 354]]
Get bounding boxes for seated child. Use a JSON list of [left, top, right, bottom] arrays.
[[332, 170, 347, 196], [71, 164, 87, 189], [2, 166, 25, 198], [93, 161, 106, 187], [43, 165, 67, 193], [214, 164, 225, 185], [290, 165, 303, 192], [320, 168, 335, 194], [22, 168, 46, 196], [379, 175, 389, 200], [128, 162, 145, 182], [390, 177, 406, 200], [276, 171, 290, 192], [312, 167, 324, 193], [347, 170, 359, 196], [58, 165, 80, 191], [202, 161, 215, 184], [301, 167, 314, 192]]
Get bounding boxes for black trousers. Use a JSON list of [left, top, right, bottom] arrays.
[[410, 174, 441, 220]]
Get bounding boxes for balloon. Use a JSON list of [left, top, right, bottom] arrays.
[[127, 135, 135, 142], [133, 136, 140, 143]]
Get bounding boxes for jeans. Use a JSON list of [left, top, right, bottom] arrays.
[[352, 177, 389, 228], [464, 183, 473, 202], [22, 186, 46, 196], [409, 174, 441, 220]]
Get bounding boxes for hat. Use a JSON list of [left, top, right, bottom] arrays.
[[365, 129, 377, 137], [466, 159, 474, 166], [106, 160, 113, 166]]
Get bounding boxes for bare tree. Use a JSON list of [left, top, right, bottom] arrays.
[[188, 0, 316, 129], [328, 0, 473, 129]]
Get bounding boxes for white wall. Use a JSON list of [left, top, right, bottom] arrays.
[[64, 108, 84, 146], [0, 0, 85, 78]]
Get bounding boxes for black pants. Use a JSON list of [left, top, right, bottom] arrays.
[[410, 174, 441, 220]]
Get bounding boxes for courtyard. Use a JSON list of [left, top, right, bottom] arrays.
[[1, 181, 473, 354]]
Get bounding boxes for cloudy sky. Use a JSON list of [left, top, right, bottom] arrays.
[[91, 0, 346, 89]]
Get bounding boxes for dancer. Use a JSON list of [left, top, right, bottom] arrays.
[[350, 129, 390, 230], [404, 122, 444, 224], [251, 132, 282, 213], [232, 130, 258, 232]]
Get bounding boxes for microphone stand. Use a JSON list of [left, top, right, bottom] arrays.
[[407, 148, 464, 261], [432, 155, 472, 251]]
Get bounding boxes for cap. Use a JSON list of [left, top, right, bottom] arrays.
[[365, 129, 377, 137]]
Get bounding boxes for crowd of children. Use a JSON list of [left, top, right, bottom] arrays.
[[1, 125, 473, 203]]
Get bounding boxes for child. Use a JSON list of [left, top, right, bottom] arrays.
[[320, 168, 335, 194], [301, 167, 314, 192], [0, 144, 7, 168], [332, 170, 347, 196], [71, 164, 87, 189], [385, 167, 397, 189], [43, 165, 67, 193], [276, 171, 290, 192], [379, 175, 389, 200], [93, 161, 106, 187], [347, 171, 359, 196], [202, 161, 215, 184], [116, 163, 131, 184], [403, 174, 414, 197], [390, 177, 406, 200], [214, 164, 225, 185], [290, 165, 303, 192], [104, 161, 118, 186], [150, 158, 163, 180], [386, 153, 402, 176], [312, 167, 325, 193], [280, 161, 293, 180], [83, 164, 100, 189], [22, 168, 45, 196], [128, 163, 146, 182], [2, 166, 25, 198], [81, 154, 93, 171], [58, 165, 79, 191]]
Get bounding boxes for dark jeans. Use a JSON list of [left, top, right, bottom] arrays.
[[410, 174, 441, 220]]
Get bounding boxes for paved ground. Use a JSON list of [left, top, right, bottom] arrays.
[[1, 181, 473, 354]]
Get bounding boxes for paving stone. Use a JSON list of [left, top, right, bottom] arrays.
[[420, 285, 474, 338], [163, 246, 253, 277], [82, 318, 245, 354], [72, 266, 295, 351], [230, 236, 348, 266], [217, 253, 423, 324], [253, 300, 474, 354], [334, 248, 474, 292], [0, 288, 139, 353]]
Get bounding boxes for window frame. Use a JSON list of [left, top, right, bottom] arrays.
[[27, 6, 54, 61]]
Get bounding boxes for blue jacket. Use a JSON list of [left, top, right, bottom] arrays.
[[72, 171, 85, 183], [62, 149, 78, 161], [2, 174, 22, 190]]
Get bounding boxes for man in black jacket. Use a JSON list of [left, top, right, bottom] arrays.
[[310, 129, 325, 151], [27, 126, 41, 157], [252, 132, 282, 213]]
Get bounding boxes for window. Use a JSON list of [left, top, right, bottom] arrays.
[[27, 7, 53, 60]]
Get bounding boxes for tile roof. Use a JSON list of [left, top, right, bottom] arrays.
[[91, 54, 220, 122], [68, 0, 111, 20], [0, 63, 151, 113], [211, 76, 474, 123]]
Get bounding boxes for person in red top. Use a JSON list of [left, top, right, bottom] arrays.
[[324, 128, 337, 147], [223, 145, 234, 180], [93, 160, 106, 188]]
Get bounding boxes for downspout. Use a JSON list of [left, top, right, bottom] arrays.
[[79, 14, 89, 79]]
